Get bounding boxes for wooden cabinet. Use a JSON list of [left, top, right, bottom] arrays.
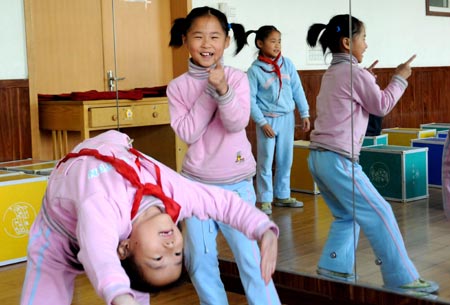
[[39, 97, 187, 171], [24, 0, 191, 160]]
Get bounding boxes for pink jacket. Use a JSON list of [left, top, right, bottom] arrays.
[[167, 62, 256, 184], [310, 54, 407, 158], [41, 130, 277, 304]]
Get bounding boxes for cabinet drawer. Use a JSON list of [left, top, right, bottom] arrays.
[[89, 106, 134, 128], [89, 103, 170, 128]]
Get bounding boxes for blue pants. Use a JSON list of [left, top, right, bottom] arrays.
[[183, 179, 280, 305], [308, 150, 419, 287], [256, 112, 295, 202]]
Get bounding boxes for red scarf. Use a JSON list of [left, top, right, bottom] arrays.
[[57, 147, 181, 222], [258, 52, 283, 93]]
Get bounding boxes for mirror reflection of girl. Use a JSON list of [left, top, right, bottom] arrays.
[[246, 25, 310, 215], [167, 6, 281, 305], [20, 131, 279, 305], [306, 14, 439, 296]]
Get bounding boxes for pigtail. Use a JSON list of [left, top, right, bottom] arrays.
[[306, 23, 327, 53], [230, 23, 247, 55], [169, 18, 186, 48]]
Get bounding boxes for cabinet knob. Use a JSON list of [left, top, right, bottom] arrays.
[[112, 114, 117, 121], [152, 112, 159, 118]]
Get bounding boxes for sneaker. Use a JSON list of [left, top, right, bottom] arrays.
[[316, 267, 356, 282], [397, 278, 439, 294], [260, 202, 272, 215], [273, 197, 304, 208]]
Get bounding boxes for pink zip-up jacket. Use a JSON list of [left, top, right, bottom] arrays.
[[166, 60, 256, 184], [40, 130, 277, 304], [310, 53, 408, 158]]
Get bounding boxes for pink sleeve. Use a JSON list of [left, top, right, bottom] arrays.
[[157, 160, 279, 239], [167, 77, 218, 144]]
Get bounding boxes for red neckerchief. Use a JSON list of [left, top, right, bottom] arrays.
[[258, 52, 283, 99], [57, 147, 181, 222]]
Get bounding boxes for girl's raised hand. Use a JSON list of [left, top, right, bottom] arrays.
[[394, 54, 416, 80], [207, 60, 228, 96], [365, 60, 379, 78]]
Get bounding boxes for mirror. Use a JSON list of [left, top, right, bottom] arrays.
[[190, 0, 450, 303]]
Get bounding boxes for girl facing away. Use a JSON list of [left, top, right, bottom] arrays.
[[246, 25, 310, 215], [306, 14, 439, 296], [166, 6, 281, 305]]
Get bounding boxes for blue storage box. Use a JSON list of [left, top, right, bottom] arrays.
[[359, 145, 428, 202], [363, 134, 388, 146], [438, 130, 448, 139], [411, 137, 446, 187]]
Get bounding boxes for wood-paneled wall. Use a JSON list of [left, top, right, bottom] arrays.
[[0, 79, 31, 162], [245, 66, 450, 156], [1, 66, 449, 162]]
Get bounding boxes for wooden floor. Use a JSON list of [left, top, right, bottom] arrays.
[[1, 188, 449, 304]]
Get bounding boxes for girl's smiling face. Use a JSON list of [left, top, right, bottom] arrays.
[[183, 15, 230, 68]]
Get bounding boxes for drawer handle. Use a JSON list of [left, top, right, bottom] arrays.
[[152, 112, 159, 118], [112, 114, 117, 121]]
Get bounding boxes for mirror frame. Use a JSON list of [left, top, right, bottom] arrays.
[[426, 0, 450, 16]]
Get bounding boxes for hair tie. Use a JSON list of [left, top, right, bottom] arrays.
[[336, 26, 341, 33], [228, 23, 232, 30]]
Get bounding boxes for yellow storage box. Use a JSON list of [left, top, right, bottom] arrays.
[[291, 140, 320, 194], [381, 127, 436, 146], [0, 173, 47, 266]]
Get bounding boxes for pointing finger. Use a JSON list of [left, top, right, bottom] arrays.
[[405, 54, 416, 65], [367, 60, 379, 70]]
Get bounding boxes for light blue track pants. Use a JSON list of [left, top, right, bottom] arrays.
[[256, 112, 295, 202], [308, 150, 420, 287], [183, 179, 280, 305]]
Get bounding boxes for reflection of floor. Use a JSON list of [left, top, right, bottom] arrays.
[[217, 188, 450, 303]]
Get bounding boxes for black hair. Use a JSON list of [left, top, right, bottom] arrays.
[[306, 14, 364, 55], [169, 6, 247, 55], [245, 25, 280, 53], [120, 254, 188, 293]]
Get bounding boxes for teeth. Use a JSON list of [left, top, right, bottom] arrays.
[[201, 52, 213, 56], [159, 230, 173, 237]]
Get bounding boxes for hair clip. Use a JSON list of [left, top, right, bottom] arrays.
[[336, 26, 341, 33], [228, 23, 232, 30]]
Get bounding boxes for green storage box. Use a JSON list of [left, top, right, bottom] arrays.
[[359, 145, 428, 202], [362, 134, 388, 146], [381, 127, 436, 146], [420, 122, 450, 132]]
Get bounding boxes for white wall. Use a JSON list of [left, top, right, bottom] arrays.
[[193, 0, 450, 71], [0, 0, 27, 79], [1, 0, 449, 80]]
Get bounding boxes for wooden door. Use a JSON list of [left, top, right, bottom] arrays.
[[25, 0, 190, 159]]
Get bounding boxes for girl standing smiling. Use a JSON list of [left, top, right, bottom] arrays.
[[167, 6, 280, 305]]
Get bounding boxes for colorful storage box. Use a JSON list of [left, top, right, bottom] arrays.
[[0, 170, 23, 177], [359, 145, 428, 202], [291, 140, 320, 194], [420, 123, 450, 132], [0, 173, 47, 266], [438, 130, 448, 139], [381, 128, 436, 146], [411, 137, 446, 187], [1, 160, 57, 176], [362, 134, 388, 146]]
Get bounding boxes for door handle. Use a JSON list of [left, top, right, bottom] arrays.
[[107, 70, 126, 91]]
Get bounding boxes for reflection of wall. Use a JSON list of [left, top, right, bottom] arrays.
[[193, 0, 450, 70]]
